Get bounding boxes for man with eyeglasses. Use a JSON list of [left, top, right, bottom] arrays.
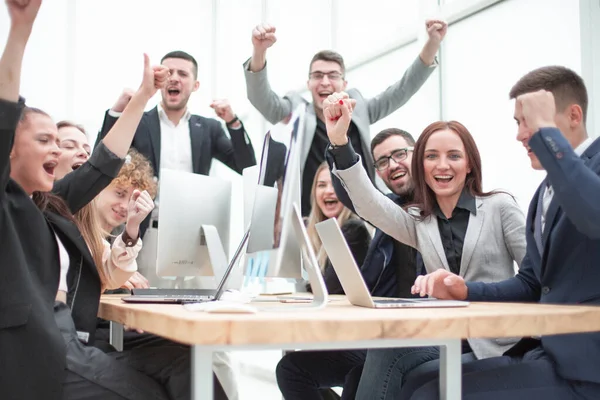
[[276, 128, 424, 399], [244, 20, 446, 217]]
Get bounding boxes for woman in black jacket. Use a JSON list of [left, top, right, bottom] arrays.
[[0, 3, 226, 399]]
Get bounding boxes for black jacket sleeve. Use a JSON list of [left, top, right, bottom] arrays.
[[53, 142, 124, 214]]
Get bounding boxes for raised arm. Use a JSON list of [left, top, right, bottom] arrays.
[[54, 56, 168, 212], [243, 23, 295, 124], [209, 99, 256, 173], [94, 89, 135, 147], [519, 90, 600, 239], [366, 20, 446, 123], [0, 0, 41, 197], [324, 92, 419, 248]]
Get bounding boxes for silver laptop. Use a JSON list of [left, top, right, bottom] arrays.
[[315, 218, 469, 309]]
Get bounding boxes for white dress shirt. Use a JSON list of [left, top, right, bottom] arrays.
[[157, 104, 193, 173], [541, 136, 594, 231]]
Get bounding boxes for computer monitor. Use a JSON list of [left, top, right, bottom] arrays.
[[155, 168, 231, 285], [242, 106, 328, 307]]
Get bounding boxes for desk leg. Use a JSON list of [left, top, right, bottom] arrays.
[[192, 346, 213, 400], [439, 339, 461, 400], [109, 321, 124, 352]]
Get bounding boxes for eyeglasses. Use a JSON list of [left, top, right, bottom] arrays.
[[309, 71, 344, 82], [373, 147, 414, 171]]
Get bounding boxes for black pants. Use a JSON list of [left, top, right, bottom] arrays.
[[276, 350, 366, 400], [55, 302, 227, 400]]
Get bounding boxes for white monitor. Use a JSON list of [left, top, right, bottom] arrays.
[[245, 107, 305, 279], [156, 169, 231, 283]]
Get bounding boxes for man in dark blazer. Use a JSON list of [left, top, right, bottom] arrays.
[[95, 50, 256, 237], [405, 67, 600, 399]]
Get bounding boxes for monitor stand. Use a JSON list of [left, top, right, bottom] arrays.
[[168, 224, 228, 289], [258, 203, 328, 311]]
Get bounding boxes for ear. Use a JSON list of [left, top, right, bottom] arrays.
[[569, 104, 584, 128], [192, 80, 200, 92]]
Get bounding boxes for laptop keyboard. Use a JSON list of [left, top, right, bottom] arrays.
[[131, 288, 215, 300]]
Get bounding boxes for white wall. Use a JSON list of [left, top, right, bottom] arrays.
[[0, 0, 591, 254], [442, 0, 581, 210]]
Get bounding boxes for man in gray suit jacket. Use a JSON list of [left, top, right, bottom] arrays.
[[243, 20, 447, 216]]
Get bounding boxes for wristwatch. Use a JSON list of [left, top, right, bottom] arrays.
[[122, 230, 139, 247], [226, 115, 240, 126]]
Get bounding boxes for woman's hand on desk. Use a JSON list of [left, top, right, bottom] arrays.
[[411, 270, 468, 300], [121, 272, 149, 290]]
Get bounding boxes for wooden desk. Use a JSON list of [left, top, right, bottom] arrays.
[[100, 295, 600, 400]]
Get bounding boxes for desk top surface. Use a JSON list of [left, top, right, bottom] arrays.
[[99, 295, 600, 346]]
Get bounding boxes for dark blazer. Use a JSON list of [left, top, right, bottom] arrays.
[[96, 106, 257, 178], [467, 128, 600, 385], [0, 98, 65, 400]]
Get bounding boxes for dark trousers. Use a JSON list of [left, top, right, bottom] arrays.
[[400, 346, 600, 400], [276, 350, 366, 400], [55, 302, 227, 400]]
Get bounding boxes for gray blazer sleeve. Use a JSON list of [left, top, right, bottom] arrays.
[[243, 58, 307, 124], [365, 56, 437, 123], [498, 193, 527, 267], [332, 157, 419, 248]]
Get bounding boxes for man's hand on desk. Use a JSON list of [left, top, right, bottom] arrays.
[[411, 269, 468, 300]]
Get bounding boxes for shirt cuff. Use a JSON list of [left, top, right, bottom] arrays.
[[328, 141, 360, 170], [108, 109, 122, 118]]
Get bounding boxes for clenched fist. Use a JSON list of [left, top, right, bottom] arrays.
[[251, 23, 277, 53], [210, 99, 237, 124]]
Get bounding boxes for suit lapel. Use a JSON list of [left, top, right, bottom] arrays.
[[147, 107, 162, 174], [189, 116, 204, 174], [459, 199, 484, 277], [424, 217, 450, 271], [45, 212, 99, 280]]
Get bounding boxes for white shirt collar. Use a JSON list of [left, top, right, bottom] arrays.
[[574, 137, 594, 157], [157, 103, 191, 125]]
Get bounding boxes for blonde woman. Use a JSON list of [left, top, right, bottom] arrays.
[[305, 162, 371, 294]]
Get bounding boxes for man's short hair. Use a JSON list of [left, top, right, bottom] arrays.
[[370, 128, 416, 158], [309, 50, 346, 76], [509, 66, 588, 123], [161, 50, 198, 79]]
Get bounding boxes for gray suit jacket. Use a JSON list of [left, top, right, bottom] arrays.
[[243, 56, 436, 181], [333, 159, 527, 359]]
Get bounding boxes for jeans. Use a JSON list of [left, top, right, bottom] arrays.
[[276, 350, 366, 400], [356, 346, 476, 400]]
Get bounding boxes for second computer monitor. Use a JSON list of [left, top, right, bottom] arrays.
[[245, 105, 306, 279], [156, 168, 231, 279]]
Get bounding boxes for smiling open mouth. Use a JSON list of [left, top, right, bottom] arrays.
[[71, 162, 84, 170], [390, 171, 407, 181], [324, 199, 339, 206], [434, 175, 453, 183]]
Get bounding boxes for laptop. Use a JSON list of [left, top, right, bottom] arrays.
[[315, 218, 469, 309]]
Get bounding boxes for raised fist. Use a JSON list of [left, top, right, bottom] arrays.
[[251, 23, 277, 53]]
